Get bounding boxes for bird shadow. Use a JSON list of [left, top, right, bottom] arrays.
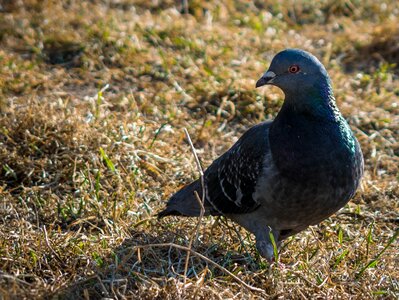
[[53, 225, 266, 299]]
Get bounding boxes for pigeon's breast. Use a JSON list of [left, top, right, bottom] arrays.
[[254, 125, 363, 230]]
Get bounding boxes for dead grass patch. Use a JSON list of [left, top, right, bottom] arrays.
[[0, 1, 398, 299]]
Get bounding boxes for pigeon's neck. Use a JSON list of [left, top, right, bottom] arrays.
[[282, 80, 340, 122], [270, 79, 357, 179]]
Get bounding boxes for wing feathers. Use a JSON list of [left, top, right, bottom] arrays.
[[202, 121, 271, 214], [160, 121, 272, 217]]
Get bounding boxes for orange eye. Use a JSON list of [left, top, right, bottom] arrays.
[[288, 65, 300, 73]]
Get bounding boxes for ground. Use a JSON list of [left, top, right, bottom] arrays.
[[0, 1, 398, 299]]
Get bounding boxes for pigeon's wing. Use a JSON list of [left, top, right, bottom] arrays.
[[203, 121, 271, 214]]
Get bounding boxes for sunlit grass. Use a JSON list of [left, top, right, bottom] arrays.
[[0, 1, 398, 299]]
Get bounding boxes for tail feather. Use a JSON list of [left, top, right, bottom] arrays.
[[158, 179, 219, 218]]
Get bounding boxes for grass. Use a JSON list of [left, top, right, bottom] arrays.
[[0, 0, 398, 299]]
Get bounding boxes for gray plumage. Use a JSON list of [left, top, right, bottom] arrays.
[[158, 49, 364, 261]]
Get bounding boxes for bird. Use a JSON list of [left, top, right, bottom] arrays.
[[158, 49, 364, 261]]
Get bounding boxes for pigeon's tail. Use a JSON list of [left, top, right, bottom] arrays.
[[158, 180, 219, 218]]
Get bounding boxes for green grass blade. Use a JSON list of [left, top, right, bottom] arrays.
[[356, 228, 399, 278], [268, 227, 279, 262], [99, 147, 116, 173]]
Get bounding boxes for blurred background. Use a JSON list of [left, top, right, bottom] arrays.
[[0, 1, 398, 299]]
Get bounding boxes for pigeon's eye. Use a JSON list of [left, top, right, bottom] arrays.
[[288, 65, 300, 74]]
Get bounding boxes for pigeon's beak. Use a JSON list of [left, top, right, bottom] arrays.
[[256, 71, 276, 88]]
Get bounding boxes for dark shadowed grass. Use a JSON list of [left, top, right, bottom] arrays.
[[0, 1, 398, 299]]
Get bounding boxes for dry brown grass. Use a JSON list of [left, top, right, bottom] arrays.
[[0, 1, 398, 299]]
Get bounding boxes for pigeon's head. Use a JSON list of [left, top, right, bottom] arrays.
[[256, 49, 330, 96]]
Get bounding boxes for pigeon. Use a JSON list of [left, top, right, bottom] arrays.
[[158, 49, 364, 261]]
